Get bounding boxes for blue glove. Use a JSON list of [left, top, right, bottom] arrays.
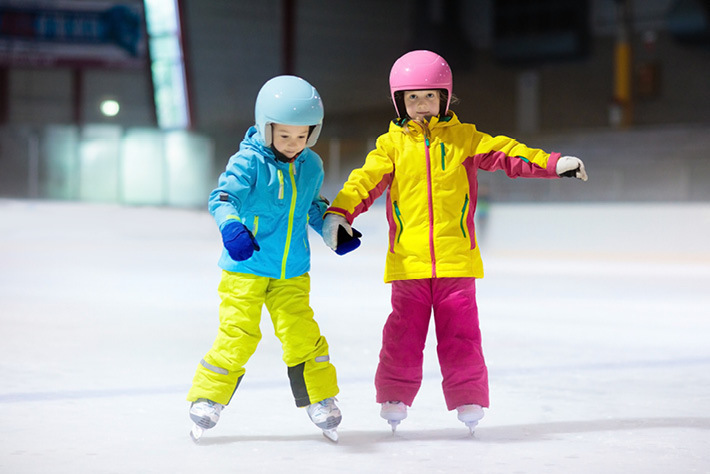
[[335, 224, 362, 255], [322, 214, 362, 255], [221, 220, 260, 261]]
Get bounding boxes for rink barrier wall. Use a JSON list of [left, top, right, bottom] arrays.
[[1, 124, 710, 206]]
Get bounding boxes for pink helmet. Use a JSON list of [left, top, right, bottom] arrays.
[[389, 50, 453, 118]]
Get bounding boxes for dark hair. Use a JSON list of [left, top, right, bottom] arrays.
[[392, 90, 452, 119]]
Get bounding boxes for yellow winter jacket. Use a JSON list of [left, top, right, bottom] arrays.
[[327, 112, 561, 282]]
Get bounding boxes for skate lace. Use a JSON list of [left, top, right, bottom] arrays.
[[309, 398, 338, 418], [316, 398, 332, 412], [194, 398, 222, 414]]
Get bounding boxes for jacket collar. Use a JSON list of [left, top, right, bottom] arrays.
[[389, 111, 459, 136], [390, 110, 461, 131], [242, 126, 306, 165]]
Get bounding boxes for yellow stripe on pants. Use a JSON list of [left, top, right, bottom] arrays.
[[187, 271, 339, 407]]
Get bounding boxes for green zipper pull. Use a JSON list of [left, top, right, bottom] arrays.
[[459, 194, 469, 238], [394, 201, 404, 243]]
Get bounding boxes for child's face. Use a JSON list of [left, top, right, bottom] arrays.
[[271, 124, 310, 159], [403, 89, 440, 121]]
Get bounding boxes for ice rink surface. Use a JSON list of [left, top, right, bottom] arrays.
[[1, 198, 709, 473]]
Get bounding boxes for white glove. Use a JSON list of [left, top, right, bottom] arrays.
[[556, 156, 588, 181], [322, 213, 352, 251]]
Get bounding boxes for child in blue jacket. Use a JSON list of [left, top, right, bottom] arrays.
[[187, 76, 357, 443]]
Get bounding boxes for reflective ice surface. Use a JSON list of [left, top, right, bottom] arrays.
[[1, 199, 709, 473]]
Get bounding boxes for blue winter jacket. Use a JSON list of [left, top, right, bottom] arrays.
[[209, 126, 328, 279]]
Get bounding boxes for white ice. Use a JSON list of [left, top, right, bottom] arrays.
[[1, 198, 709, 473]]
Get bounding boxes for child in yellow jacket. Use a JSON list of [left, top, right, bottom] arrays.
[[322, 50, 587, 433]]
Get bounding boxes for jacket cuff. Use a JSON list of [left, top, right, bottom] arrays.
[[325, 207, 351, 223], [547, 152, 562, 178]]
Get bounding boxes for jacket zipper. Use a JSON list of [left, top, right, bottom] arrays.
[[424, 136, 436, 278], [393, 201, 404, 242], [459, 194, 469, 238], [281, 162, 297, 279]]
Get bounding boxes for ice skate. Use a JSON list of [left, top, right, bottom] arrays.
[[306, 397, 342, 442], [456, 404, 484, 434], [380, 401, 407, 432], [189, 398, 224, 442]]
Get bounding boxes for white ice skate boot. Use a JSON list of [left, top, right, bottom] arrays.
[[189, 398, 224, 442], [456, 404, 484, 434], [306, 397, 342, 442], [380, 401, 407, 432]]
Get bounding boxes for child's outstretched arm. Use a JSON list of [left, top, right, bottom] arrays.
[[471, 130, 588, 181]]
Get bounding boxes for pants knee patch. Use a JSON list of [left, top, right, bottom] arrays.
[[287, 362, 310, 407]]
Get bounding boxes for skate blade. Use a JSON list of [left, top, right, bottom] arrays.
[[322, 429, 338, 443], [464, 421, 478, 436], [388, 420, 400, 433], [190, 424, 204, 443]]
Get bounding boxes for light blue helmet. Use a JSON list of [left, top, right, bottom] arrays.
[[254, 75, 324, 147]]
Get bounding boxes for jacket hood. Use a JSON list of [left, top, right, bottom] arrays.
[[240, 126, 272, 156]]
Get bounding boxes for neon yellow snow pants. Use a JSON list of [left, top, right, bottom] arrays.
[[187, 271, 338, 407]]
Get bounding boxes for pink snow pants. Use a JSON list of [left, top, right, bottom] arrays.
[[375, 277, 489, 410]]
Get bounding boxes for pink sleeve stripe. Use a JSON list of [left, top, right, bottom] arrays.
[[469, 151, 561, 178], [328, 173, 393, 224]]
